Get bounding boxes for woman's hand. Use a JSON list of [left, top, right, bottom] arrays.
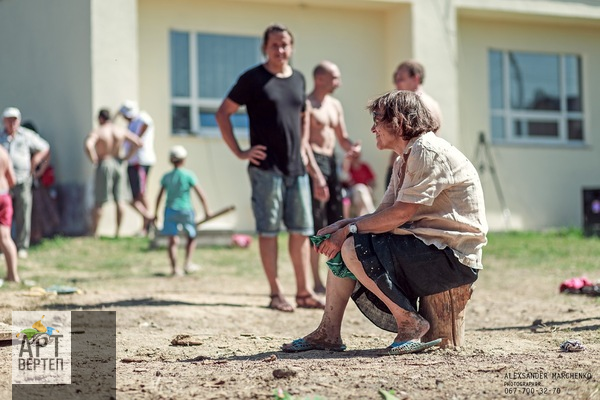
[[316, 228, 347, 260], [317, 218, 352, 236]]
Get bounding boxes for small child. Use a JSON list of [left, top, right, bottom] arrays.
[[154, 146, 211, 276]]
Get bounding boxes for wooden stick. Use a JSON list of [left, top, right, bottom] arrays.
[[196, 205, 235, 226]]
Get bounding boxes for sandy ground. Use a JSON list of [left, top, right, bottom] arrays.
[[1, 246, 599, 400]]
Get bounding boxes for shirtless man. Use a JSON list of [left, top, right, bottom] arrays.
[[84, 109, 142, 237], [307, 60, 361, 293], [0, 146, 18, 282]]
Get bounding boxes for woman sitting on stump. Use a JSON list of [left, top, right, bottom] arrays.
[[282, 90, 488, 355]]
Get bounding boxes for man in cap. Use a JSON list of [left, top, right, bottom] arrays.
[[118, 100, 156, 235], [0, 107, 51, 258]]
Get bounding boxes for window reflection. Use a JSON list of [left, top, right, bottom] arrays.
[[170, 30, 261, 135], [565, 55, 582, 112], [170, 31, 190, 98], [199, 110, 249, 129], [489, 49, 584, 144], [197, 34, 261, 98], [172, 106, 191, 134], [568, 119, 583, 141], [510, 52, 559, 111], [489, 50, 503, 109]]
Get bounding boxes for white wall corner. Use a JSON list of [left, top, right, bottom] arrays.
[[411, 0, 461, 146]]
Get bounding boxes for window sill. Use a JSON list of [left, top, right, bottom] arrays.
[[171, 128, 250, 140], [491, 140, 590, 150]]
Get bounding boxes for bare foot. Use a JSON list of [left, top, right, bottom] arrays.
[[268, 294, 294, 312], [394, 313, 430, 342], [313, 284, 326, 295], [281, 336, 346, 352], [171, 269, 184, 277], [296, 294, 325, 309]]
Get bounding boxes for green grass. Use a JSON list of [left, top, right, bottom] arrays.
[[2, 233, 268, 291], [484, 229, 600, 273]]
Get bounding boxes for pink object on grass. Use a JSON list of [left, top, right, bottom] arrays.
[[559, 276, 593, 292]]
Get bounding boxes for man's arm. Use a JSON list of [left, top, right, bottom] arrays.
[[31, 148, 50, 179], [122, 130, 143, 161], [332, 101, 361, 155], [301, 101, 329, 202], [27, 130, 51, 178], [84, 131, 99, 164], [216, 98, 266, 165], [2, 148, 16, 188], [137, 122, 149, 138]]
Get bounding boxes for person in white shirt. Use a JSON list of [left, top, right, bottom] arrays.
[[283, 90, 487, 355], [119, 100, 157, 236]]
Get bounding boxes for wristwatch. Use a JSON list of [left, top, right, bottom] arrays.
[[348, 223, 358, 235]]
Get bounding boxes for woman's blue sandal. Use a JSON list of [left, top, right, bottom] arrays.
[[388, 338, 442, 355], [281, 338, 346, 353]]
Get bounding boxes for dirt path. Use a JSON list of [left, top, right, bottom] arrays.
[[1, 248, 599, 399]]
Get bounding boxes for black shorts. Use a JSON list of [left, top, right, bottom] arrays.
[[127, 165, 151, 198], [351, 232, 479, 332], [309, 153, 343, 231]]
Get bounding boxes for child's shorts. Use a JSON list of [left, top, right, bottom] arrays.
[[161, 207, 196, 238]]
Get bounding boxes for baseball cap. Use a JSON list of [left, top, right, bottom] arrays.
[[2, 107, 21, 119], [170, 145, 188, 161], [119, 100, 139, 119]]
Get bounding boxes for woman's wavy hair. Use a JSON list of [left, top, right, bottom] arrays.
[[367, 90, 439, 141]]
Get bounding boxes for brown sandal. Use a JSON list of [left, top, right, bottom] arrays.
[[268, 294, 294, 312], [296, 294, 325, 310]]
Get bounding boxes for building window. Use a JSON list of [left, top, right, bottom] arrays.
[[170, 31, 262, 136], [488, 50, 584, 145]]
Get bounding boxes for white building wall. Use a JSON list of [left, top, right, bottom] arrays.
[[457, 12, 600, 230], [411, 0, 460, 146], [0, 0, 91, 184], [0, 0, 94, 234], [90, 0, 140, 237]]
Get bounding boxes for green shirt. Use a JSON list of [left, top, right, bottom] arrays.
[[160, 168, 197, 211]]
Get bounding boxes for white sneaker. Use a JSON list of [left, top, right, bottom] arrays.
[[184, 263, 201, 274], [17, 250, 28, 259]]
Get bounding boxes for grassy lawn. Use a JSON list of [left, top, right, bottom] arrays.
[[3, 234, 266, 291], [485, 229, 600, 273]]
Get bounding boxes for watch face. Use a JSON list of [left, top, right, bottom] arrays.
[[349, 224, 357, 234]]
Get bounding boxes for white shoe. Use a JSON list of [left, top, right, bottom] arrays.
[[18, 250, 28, 259], [184, 263, 201, 274]]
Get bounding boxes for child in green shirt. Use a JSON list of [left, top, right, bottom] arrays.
[[154, 146, 211, 276]]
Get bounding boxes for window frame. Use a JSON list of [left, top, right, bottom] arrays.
[[488, 49, 585, 146], [170, 30, 260, 137]]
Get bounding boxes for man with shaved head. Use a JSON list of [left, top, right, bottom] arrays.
[[307, 60, 361, 293]]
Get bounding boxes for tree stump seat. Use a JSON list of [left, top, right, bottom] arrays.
[[419, 284, 474, 348]]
